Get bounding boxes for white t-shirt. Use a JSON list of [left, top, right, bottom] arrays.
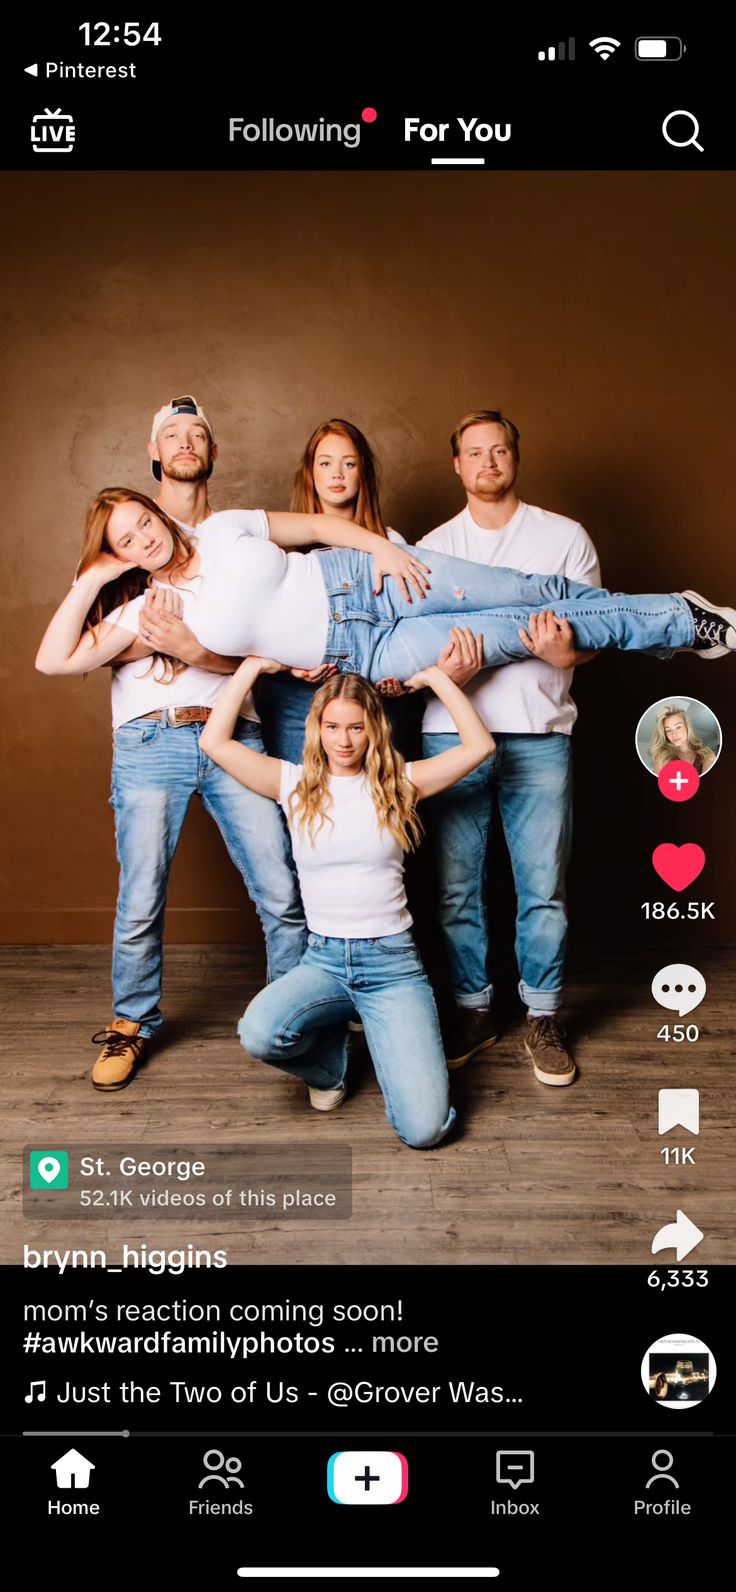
[[419, 502, 600, 735], [162, 530, 328, 668], [106, 509, 272, 730], [279, 761, 414, 938]]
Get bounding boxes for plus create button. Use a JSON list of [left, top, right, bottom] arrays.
[[327, 1451, 409, 1505]]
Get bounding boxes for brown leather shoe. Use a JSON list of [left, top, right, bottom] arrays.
[[445, 1008, 498, 1070], [524, 1016, 576, 1086], [91, 1019, 147, 1091]]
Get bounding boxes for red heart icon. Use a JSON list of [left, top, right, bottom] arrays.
[[652, 843, 706, 892]]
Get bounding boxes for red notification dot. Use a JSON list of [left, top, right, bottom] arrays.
[[657, 759, 700, 802], [361, 107, 378, 123]]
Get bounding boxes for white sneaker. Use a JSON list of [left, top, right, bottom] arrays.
[[681, 591, 736, 658], [308, 1082, 347, 1112]]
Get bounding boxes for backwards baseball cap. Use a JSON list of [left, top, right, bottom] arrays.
[[150, 394, 214, 480]]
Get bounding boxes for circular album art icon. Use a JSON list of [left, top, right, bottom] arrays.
[[641, 1332, 716, 1410]]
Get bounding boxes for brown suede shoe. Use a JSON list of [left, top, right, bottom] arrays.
[[445, 1008, 499, 1070], [524, 1016, 576, 1086], [91, 1019, 148, 1091]]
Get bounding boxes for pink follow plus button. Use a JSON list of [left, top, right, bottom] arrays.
[[657, 759, 700, 802]]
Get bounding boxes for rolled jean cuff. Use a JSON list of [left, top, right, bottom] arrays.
[[454, 986, 494, 1012], [115, 1013, 160, 1038], [519, 980, 562, 1015]]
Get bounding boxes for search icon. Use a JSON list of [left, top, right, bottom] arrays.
[[662, 110, 704, 153]]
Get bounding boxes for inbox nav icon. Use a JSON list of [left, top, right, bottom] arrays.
[[496, 1450, 534, 1489], [327, 1451, 408, 1505], [31, 108, 76, 154]]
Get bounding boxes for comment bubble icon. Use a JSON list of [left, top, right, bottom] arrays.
[[658, 1089, 700, 1136], [651, 964, 706, 1017], [496, 1450, 534, 1489]]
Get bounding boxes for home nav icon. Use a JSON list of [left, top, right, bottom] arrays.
[[52, 1449, 95, 1489]]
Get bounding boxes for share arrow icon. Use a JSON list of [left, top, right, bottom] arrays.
[[651, 1209, 704, 1261]]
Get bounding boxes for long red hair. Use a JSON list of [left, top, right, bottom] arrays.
[[77, 486, 196, 676], [290, 419, 389, 538]]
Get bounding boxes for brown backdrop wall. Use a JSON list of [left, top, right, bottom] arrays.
[[1, 171, 734, 945]]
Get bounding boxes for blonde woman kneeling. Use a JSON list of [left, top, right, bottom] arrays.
[[201, 648, 492, 1149]]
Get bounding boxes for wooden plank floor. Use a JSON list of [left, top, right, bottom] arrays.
[[2, 944, 733, 1265]]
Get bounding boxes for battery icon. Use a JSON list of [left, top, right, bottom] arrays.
[[635, 36, 685, 60]]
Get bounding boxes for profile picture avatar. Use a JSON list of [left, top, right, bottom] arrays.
[[636, 697, 722, 778]]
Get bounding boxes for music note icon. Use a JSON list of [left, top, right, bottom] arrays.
[[25, 1380, 46, 1403]]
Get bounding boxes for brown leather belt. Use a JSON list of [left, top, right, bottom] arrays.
[[138, 706, 213, 727]]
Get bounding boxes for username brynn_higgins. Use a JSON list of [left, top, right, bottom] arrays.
[[229, 117, 361, 148]]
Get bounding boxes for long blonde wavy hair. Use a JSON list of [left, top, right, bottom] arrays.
[[288, 674, 422, 851], [649, 704, 710, 769]]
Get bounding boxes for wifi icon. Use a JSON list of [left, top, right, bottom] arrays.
[[589, 35, 621, 59]]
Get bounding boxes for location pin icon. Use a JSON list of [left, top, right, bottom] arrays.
[[38, 1157, 61, 1183]]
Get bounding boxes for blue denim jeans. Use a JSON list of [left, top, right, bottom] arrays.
[[255, 673, 317, 762], [314, 547, 694, 680], [239, 930, 455, 1150], [422, 732, 573, 1014], [110, 716, 306, 1035]]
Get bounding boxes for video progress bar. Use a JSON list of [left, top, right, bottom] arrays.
[[237, 1572, 499, 1581], [431, 158, 485, 166], [22, 1428, 716, 1438]]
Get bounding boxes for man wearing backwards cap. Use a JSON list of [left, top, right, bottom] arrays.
[[149, 394, 215, 483], [91, 395, 309, 1091]]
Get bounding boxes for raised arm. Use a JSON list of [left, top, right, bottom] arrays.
[[266, 511, 431, 603], [405, 653, 494, 801], [199, 658, 284, 799], [35, 555, 147, 676]]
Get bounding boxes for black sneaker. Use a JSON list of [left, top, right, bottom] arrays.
[[445, 1008, 498, 1070], [681, 591, 736, 658]]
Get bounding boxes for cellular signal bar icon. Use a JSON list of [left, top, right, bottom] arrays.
[[538, 38, 576, 61]]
